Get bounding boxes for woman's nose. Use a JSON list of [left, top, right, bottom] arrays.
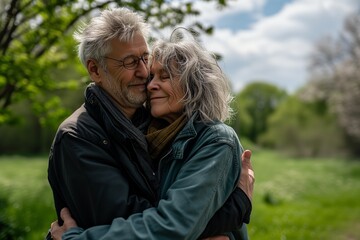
[[147, 78, 159, 91]]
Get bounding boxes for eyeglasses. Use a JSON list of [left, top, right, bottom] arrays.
[[104, 53, 149, 70]]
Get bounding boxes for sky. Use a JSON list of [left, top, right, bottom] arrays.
[[180, 0, 359, 93]]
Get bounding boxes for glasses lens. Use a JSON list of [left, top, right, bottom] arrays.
[[123, 56, 138, 69], [142, 54, 149, 64], [120, 54, 150, 69]]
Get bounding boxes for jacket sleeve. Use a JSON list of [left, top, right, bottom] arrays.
[[199, 188, 252, 238], [48, 132, 154, 229], [62, 137, 241, 240]]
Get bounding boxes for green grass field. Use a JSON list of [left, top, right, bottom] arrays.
[[0, 150, 359, 240]]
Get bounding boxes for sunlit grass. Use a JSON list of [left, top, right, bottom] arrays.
[[0, 151, 359, 240], [248, 150, 360, 240]]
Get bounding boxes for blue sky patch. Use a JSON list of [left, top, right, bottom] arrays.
[[263, 0, 294, 16], [215, 11, 256, 31]]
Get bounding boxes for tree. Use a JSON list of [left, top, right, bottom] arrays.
[[0, 0, 226, 125], [259, 95, 346, 157], [233, 82, 287, 143], [306, 10, 360, 155]]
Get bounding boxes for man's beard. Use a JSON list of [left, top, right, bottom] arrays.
[[106, 73, 147, 108]]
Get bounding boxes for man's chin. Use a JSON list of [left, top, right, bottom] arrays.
[[129, 94, 147, 107]]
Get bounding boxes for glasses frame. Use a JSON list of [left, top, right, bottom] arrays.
[[104, 54, 149, 70]]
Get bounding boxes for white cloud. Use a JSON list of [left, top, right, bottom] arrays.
[[194, 0, 359, 93]]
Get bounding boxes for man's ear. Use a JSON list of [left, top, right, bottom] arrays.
[[87, 59, 102, 84]]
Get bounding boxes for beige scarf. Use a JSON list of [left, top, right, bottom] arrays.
[[146, 115, 187, 161]]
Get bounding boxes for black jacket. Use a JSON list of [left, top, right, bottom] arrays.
[[48, 84, 158, 228]]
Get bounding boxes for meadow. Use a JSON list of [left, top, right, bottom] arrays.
[[0, 150, 359, 240]]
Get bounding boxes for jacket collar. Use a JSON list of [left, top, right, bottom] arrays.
[[171, 113, 199, 160], [84, 83, 150, 150]]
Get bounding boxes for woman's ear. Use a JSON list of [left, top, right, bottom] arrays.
[[87, 59, 102, 84]]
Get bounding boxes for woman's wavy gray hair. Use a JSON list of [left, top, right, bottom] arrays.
[[150, 28, 233, 123], [74, 7, 149, 68]]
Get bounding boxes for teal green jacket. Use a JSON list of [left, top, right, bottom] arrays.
[[63, 114, 249, 240]]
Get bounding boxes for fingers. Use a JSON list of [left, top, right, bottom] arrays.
[[248, 169, 255, 181], [51, 220, 59, 229], [50, 209, 75, 240], [243, 149, 252, 160], [60, 207, 72, 221], [242, 149, 255, 183], [243, 150, 255, 180], [60, 207, 78, 229], [242, 149, 253, 170], [50, 221, 60, 240]]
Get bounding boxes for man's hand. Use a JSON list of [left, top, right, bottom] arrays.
[[238, 150, 255, 201], [50, 208, 78, 240]]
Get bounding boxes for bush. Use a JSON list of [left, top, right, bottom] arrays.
[[259, 96, 348, 157], [0, 157, 56, 240], [0, 191, 27, 240]]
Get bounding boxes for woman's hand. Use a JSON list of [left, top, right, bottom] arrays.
[[50, 208, 78, 240]]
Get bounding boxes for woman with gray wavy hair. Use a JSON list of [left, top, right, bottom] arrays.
[[149, 28, 233, 123], [145, 30, 251, 239]]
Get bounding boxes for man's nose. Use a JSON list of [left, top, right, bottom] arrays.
[[135, 58, 149, 78]]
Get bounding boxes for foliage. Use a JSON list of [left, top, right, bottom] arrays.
[[0, 85, 85, 154], [229, 94, 252, 138], [306, 10, 360, 156], [0, 192, 27, 240], [1, 152, 360, 240], [259, 95, 347, 157], [0, 156, 55, 240], [0, 0, 227, 126], [231, 82, 287, 143]]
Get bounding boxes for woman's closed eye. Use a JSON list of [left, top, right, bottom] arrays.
[[148, 73, 170, 82], [161, 74, 170, 80]]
